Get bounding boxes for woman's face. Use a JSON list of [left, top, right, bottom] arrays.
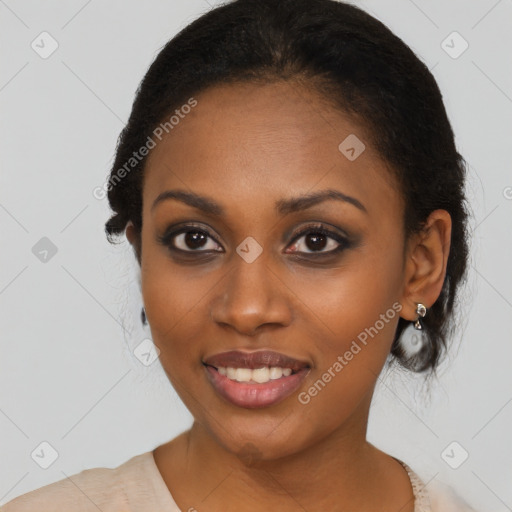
[[136, 80, 409, 460]]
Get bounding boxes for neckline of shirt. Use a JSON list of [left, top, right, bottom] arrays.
[[144, 450, 432, 512]]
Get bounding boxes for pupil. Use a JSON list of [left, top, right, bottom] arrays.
[[185, 231, 206, 249], [306, 233, 326, 251]]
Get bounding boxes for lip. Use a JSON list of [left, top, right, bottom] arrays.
[[203, 350, 311, 409], [203, 350, 310, 372]]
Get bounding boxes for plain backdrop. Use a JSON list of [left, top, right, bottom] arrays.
[[1, 1, 511, 510]]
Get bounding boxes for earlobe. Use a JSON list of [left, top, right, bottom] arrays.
[[399, 210, 452, 321]]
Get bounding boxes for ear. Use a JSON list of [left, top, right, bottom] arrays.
[[399, 209, 452, 321], [125, 220, 142, 264]]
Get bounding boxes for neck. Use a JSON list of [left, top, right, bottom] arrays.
[[153, 394, 414, 512]]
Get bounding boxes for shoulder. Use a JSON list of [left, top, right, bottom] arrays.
[[396, 458, 477, 512], [0, 451, 160, 512], [427, 480, 477, 512]]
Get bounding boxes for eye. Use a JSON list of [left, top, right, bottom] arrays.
[[286, 223, 350, 256], [157, 223, 222, 254], [158, 222, 351, 257]]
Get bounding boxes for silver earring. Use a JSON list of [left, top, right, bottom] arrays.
[[141, 306, 147, 326], [413, 303, 427, 330]]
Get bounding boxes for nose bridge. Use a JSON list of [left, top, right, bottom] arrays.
[[211, 245, 291, 334], [229, 246, 273, 299]]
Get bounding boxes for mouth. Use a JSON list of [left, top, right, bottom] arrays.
[[202, 350, 311, 409]]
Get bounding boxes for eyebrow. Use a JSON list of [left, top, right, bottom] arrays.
[[151, 188, 367, 216]]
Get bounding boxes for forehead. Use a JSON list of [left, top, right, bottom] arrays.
[[142, 80, 401, 221]]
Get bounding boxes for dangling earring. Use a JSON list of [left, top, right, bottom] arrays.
[[141, 306, 147, 326], [413, 303, 427, 330]]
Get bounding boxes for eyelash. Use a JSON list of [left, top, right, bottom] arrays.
[[157, 222, 351, 258]]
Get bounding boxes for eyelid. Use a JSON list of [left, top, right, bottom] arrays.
[[285, 223, 350, 256], [157, 222, 223, 252], [288, 222, 350, 243]]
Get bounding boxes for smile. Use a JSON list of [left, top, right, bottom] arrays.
[[203, 350, 311, 409]]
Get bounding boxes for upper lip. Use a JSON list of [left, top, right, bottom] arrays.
[[203, 350, 310, 372]]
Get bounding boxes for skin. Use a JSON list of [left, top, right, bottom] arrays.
[[126, 80, 452, 512]]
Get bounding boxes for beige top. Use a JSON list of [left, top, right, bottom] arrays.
[[1, 451, 476, 511]]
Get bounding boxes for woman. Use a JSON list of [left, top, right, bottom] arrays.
[[2, 0, 476, 510]]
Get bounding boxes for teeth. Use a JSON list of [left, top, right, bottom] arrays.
[[235, 368, 252, 382], [252, 367, 270, 383], [216, 366, 295, 383]]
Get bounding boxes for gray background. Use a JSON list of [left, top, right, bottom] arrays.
[[1, 0, 511, 510]]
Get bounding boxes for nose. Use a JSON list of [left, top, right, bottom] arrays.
[[210, 254, 292, 336]]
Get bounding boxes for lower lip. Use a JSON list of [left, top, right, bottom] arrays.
[[204, 365, 310, 409]]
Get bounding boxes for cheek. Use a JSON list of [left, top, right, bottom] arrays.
[[293, 241, 404, 413], [140, 243, 206, 361], [302, 242, 404, 347]]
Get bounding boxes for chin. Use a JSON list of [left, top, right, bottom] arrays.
[[208, 419, 313, 464]]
